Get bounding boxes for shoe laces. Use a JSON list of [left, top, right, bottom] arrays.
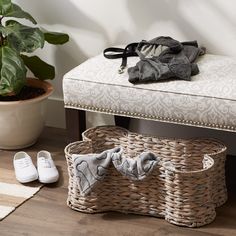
[[16, 158, 31, 169], [38, 157, 51, 168]]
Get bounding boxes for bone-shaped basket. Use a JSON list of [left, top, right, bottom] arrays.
[[65, 126, 227, 227]]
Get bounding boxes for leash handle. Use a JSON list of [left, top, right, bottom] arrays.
[[103, 43, 139, 73]]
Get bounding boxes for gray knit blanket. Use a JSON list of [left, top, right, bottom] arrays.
[[72, 147, 159, 196]]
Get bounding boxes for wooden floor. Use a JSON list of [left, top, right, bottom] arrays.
[[0, 127, 236, 236]]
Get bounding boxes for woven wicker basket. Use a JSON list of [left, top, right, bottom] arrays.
[[65, 126, 227, 227]]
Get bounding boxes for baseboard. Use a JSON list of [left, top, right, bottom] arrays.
[[45, 98, 114, 129], [46, 97, 66, 129]]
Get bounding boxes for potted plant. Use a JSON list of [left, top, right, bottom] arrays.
[[0, 0, 69, 149]]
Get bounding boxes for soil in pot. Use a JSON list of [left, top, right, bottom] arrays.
[[0, 86, 45, 101]]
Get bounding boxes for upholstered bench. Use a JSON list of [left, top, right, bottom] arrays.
[[63, 53, 236, 141]]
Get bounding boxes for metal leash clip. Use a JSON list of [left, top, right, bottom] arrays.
[[118, 65, 126, 74]]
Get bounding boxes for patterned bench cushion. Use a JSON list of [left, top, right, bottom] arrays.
[[63, 53, 236, 132]]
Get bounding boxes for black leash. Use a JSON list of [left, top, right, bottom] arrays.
[[103, 43, 139, 73]]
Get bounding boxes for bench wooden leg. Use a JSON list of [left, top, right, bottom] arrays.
[[114, 115, 130, 129], [65, 108, 86, 142]]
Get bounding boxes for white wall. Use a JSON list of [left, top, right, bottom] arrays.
[[15, 0, 236, 153]]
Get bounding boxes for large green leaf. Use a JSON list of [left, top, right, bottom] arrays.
[[21, 55, 55, 80], [0, 46, 27, 96], [0, 0, 12, 15], [44, 31, 69, 45], [4, 20, 44, 53], [5, 4, 37, 24]]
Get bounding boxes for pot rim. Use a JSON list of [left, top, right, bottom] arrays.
[[0, 78, 54, 106]]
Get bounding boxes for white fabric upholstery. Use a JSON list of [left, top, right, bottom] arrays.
[[63, 53, 236, 132]]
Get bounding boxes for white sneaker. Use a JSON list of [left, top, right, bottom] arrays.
[[37, 151, 59, 184], [13, 152, 38, 183]]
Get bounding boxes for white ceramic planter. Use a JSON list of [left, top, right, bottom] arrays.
[[0, 79, 53, 150]]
